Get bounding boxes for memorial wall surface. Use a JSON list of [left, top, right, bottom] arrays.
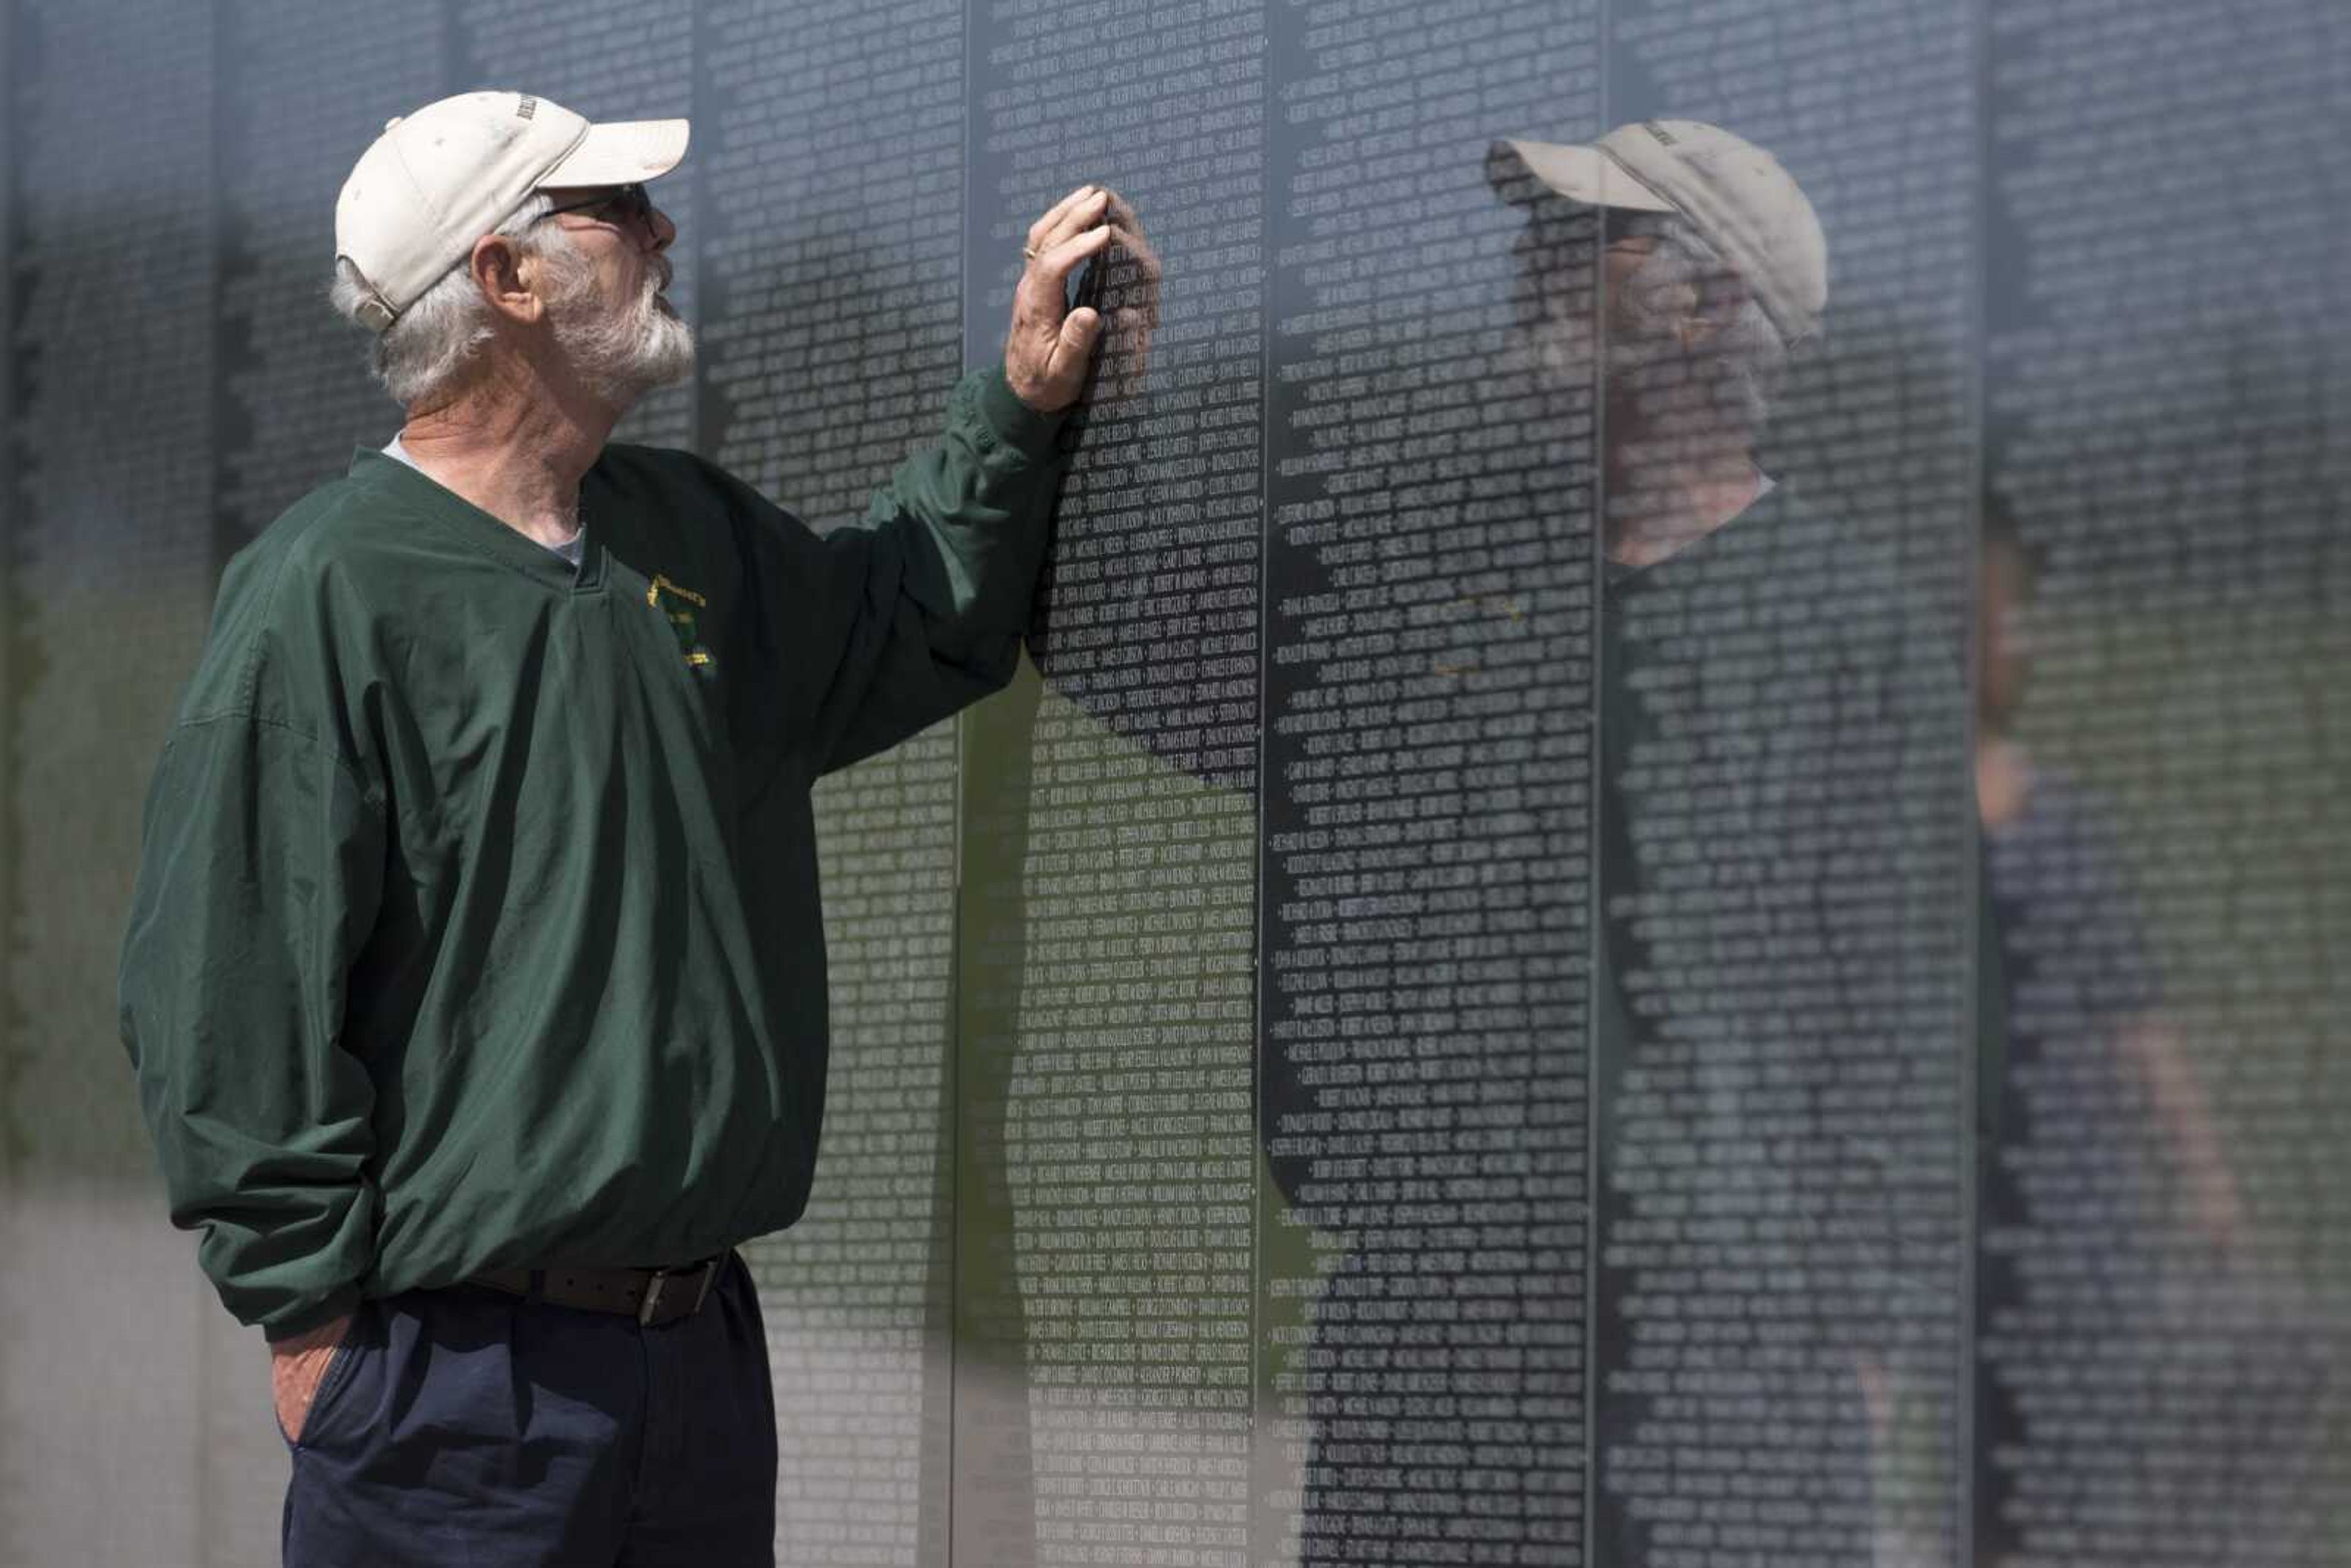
[[1, 1, 2342, 1564], [1971, 4, 2350, 1562]]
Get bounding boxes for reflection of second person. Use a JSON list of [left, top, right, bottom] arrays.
[[1967, 495, 2351, 1566], [1974, 504, 2243, 1250]]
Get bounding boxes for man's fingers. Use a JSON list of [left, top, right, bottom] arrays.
[[1018, 222, 1114, 310], [1032, 194, 1110, 263], [1037, 307, 1106, 405], [1059, 306, 1103, 357], [1027, 186, 1109, 253], [1003, 188, 1149, 414], [1023, 186, 1091, 250], [1030, 184, 1099, 236]]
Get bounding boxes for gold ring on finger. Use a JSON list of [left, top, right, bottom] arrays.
[[1022, 245, 1040, 260]]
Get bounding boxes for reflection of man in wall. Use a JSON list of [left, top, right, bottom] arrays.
[[1493, 121, 1933, 1563], [1256, 120, 1870, 1565], [1494, 120, 1820, 568], [117, 89, 1133, 1564]]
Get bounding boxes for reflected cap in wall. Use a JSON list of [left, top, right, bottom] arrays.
[[335, 90, 689, 334], [1488, 119, 1827, 348]]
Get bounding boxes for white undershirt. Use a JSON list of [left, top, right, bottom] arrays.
[[382, 435, 585, 569]]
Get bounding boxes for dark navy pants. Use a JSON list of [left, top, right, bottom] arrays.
[[281, 1253, 776, 1567]]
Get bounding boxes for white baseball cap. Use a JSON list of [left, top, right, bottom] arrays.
[[1488, 119, 1827, 347], [335, 90, 689, 333]]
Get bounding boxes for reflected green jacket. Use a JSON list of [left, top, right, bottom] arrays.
[[119, 368, 1063, 1338]]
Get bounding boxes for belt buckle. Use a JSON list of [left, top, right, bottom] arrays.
[[637, 1256, 720, 1327]]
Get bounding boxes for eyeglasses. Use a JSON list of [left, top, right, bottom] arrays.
[[534, 183, 656, 233], [1601, 206, 1669, 249]]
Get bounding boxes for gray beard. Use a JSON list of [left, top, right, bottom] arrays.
[[554, 289, 696, 411], [539, 237, 696, 411]]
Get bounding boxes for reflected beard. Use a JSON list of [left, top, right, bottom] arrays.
[[1527, 312, 1595, 394], [1513, 287, 1664, 399], [1524, 307, 1747, 476], [1522, 277, 1687, 403], [546, 252, 696, 411]]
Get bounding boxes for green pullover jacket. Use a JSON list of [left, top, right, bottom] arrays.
[[119, 367, 1063, 1338]]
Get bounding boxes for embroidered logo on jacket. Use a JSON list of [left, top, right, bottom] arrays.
[[648, 573, 716, 678]]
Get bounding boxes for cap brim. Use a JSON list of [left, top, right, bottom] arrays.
[[1488, 137, 1681, 213], [541, 118, 691, 189]]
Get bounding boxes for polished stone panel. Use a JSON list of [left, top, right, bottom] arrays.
[[2, 2, 2342, 1563]]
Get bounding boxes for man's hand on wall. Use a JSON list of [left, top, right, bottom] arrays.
[[269, 1313, 354, 1443], [1005, 185, 1154, 413]]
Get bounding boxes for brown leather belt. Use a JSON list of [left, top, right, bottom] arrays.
[[467, 1253, 729, 1327]]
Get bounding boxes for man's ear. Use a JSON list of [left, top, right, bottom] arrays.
[[470, 234, 546, 326]]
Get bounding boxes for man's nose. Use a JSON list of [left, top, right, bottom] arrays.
[[647, 203, 677, 253]]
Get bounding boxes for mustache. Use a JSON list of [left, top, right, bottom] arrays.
[[636, 255, 675, 299]]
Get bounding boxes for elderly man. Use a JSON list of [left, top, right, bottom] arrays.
[[118, 90, 1131, 1565], [1241, 120, 1848, 1566], [1490, 121, 1952, 1564], [1492, 118, 1824, 568]]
